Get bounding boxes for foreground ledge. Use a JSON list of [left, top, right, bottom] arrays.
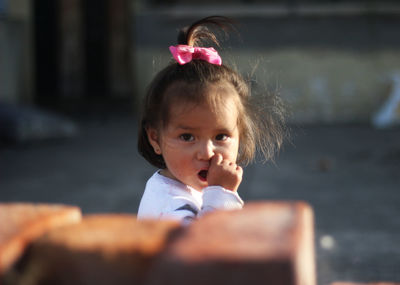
[[2, 201, 316, 285]]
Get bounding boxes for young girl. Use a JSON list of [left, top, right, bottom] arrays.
[[137, 16, 285, 223]]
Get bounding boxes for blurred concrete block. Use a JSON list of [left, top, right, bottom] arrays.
[[0, 203, 82, 275], [372, 73, 400, 129], [0, 17, 25, 104], [18, 215, 180, 285], [0, 103, 78, 144], [146, 202, 316, 285]]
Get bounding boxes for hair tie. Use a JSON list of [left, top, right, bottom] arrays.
[[169, 45, 222, 66]]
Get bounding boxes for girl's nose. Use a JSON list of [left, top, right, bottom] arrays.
[[196, 140, 215, 161]]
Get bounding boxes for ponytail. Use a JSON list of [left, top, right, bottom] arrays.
[[177, 16, 236, 47]]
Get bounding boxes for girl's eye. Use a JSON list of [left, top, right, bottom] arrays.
[[215, 134, 228, 141], [180, 133, 194, 141]]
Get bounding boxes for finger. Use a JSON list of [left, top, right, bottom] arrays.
[[222, 159, 231, 167], [211, 153, 223, 166]]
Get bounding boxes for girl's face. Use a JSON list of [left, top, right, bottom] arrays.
[[147, 85, 240, 191]]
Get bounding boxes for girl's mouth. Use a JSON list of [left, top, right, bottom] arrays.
[[198, 170, 208, 181]]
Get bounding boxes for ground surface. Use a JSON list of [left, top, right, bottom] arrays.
[[1, 115, 399, 285]]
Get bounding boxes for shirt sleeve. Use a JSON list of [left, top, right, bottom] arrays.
[[200, 186, 244, 216]]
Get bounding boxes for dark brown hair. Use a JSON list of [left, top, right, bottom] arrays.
[[138, 16, 286, 169]]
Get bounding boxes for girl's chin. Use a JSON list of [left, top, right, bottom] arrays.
[[191, 180, 208, 191]]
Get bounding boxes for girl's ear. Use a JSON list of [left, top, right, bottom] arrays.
[[146, 127, 162, 155]]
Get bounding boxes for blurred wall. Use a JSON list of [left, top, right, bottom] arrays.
[[2, 1, 400, 124], [133, 3, 400, 124]]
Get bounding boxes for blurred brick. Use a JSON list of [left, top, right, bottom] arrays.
[[146, 201, 316, 285], [0, 203, 81, 275], [18, 215, 180, 285]]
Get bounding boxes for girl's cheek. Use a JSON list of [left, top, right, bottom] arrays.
[[217, 148, 234, 160], [163, 137, 180, 148]]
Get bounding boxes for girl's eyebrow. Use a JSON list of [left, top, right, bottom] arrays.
[[176, 125, 235, 133]]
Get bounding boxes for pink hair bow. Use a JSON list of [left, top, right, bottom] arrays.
[[169, 45, 222, 66]]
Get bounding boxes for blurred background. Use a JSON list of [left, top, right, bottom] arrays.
[[1, 0, 399, 284]]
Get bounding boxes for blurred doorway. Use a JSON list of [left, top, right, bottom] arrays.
[[33, 0, 132, 114]]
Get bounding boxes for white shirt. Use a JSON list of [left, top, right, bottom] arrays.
[[137, 171, 244, 223]]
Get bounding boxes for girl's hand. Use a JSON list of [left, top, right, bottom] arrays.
[[207, 154, 243, 192]]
